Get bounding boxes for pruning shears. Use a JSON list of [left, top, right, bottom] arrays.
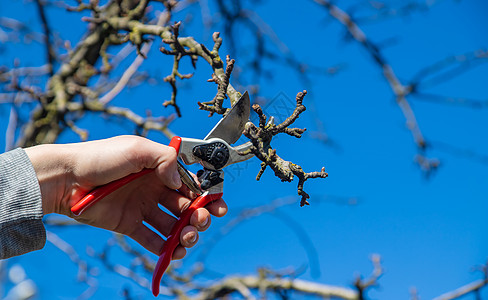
[[70, 92, 254, 296]]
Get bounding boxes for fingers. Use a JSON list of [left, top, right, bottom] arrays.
[[158, 189, 193, 216], [159, 188, 227, 219], [129, 224, 206, 259], [145, 207, 178, 237], [180, 225, 199, 248], [172, 245, 186, 260], [145, 205, 210, 235], [140, 206, 210, 260], [177, 182, 198, 200], [128, 223, 202, 257], [190, 207, 211, 231], [128, 225, 164, 256], [175, 208, 212, 250], [206, 198, 228, 217]]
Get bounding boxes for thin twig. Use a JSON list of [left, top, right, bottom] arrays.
[[34, 0, 55, 76]]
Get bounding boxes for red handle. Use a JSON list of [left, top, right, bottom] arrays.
[[71, 136, 183, 216], [71, 169, 153, 215], [151, 192, 223, 296]]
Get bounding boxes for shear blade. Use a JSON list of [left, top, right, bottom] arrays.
[[204, 91, 250, 144]]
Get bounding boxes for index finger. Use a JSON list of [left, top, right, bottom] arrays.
[[158, 188, 227, 218]]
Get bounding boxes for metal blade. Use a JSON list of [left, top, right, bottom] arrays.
[[177, 161, 203, 195], [204, 91, 250, 144]]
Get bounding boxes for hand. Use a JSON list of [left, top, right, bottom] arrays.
[[25, 135, 227, 259]]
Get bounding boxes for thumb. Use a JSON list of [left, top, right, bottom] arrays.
[[153, 145, 182, 190], [115, 136, 182, 189]]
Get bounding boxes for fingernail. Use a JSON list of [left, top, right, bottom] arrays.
[[187, 232, 197, 244], [218, 206, 227, 217], [200, 217, 209, 228]]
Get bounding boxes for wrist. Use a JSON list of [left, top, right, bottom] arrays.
[[25, 144, 73, 215]]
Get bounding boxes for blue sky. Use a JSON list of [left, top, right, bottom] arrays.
[[1, 0, 487, 299]]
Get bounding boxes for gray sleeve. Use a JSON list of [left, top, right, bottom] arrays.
[[0, 148, 45, 259]]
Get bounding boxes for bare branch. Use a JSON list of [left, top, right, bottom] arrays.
[[198, 55, 235, 116], [433, 261, 488, 300], [313, 0, 428, 161], [354, 254, 384, 297], [193, 275, 357, 300], [243, 90, 328, 206], [34, 0, 55, 76], [46, 231, 98, 299]]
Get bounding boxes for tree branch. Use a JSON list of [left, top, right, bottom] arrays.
[[243, 90, 328, 206]]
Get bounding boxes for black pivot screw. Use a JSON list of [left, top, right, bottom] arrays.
[[193, 142, 230, 169]]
